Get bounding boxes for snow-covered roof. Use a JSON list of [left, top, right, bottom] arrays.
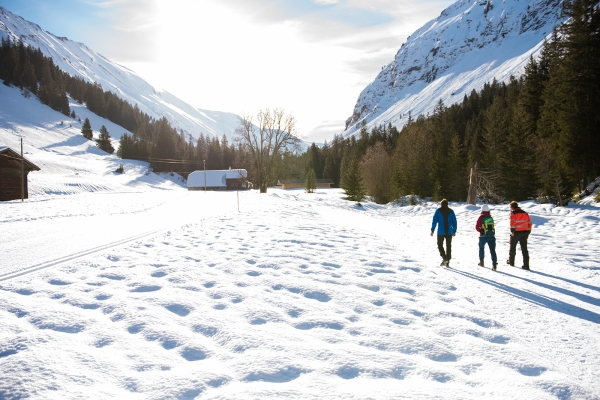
[[187, 169, 247, 188]]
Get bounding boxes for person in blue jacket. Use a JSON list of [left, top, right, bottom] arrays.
[[430, 199, 458, 267]]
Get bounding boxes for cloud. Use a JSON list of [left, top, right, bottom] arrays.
[[312, 0, 340, 5], [80, 0, 454, 140], [305, 120, 347, 143], [78, 0, 160, 62]]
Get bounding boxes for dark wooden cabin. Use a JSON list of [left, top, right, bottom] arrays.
[[0, 146, 41, 201]]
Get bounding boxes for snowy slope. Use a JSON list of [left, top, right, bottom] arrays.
[[0, 6, 243, 141], [1, 185, 600, 398], [344, 0, 564, 135], [0, 83, 184, 196]]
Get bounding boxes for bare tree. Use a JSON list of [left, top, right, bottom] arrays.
[[235, 108, 300, 193]]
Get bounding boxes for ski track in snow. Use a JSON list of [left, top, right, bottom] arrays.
[[1, 190, 599, 399]]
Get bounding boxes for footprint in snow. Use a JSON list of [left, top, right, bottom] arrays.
[[165, 304, 191, 317], [99, 274, 125, 281], [243, 366, 305, 383], [180, 347, 207, 361], [48, 279, 70, 286], [130, 285, 161, 293]]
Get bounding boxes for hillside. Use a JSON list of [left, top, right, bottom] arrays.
[[343, 0, 564, 136], [0, 82, 184, 195], [0, 6, 242, 141]]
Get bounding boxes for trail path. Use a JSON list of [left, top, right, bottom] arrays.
[[1, 189, 599, 398]]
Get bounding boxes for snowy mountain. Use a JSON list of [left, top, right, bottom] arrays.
[[0, 81, 185, 196], [0, 6, 242, 141], [344, 0, 564, 135]]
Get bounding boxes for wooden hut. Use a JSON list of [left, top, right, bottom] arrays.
[[277, 178, 334, 190], [0, 146, 41, 201]]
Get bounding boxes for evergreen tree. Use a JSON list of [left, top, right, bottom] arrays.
[[341, 154, 366, 203], [547, 0, 600, 189], [117, 133, 134, 159], [500, 105, 538, 200], [20, 56, 37, 94], [307, 143, 323, 178], [305, 168, 317, 193], [448, 132, 467, 201], [81, 117, 93, 140], [96, 125, 115, 154]]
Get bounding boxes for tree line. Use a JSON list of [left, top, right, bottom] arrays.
[[0, 37, 253, 175], [2, 0, 597, 197], [304, 0, 599, 204]]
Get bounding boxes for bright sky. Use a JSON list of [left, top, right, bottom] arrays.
[[1, 0, 454, 142]]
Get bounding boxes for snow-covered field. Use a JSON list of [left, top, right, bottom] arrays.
[[2, 186, 600, 399], [2, 83, 600, 399]]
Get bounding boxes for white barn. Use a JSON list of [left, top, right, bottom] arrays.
[[187, 169, 249, 191]]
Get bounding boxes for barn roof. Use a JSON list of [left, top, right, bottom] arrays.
[[187, 169, 247, 188], [0, 146, 41, 171]]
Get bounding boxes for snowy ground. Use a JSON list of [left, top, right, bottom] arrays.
[[2, 84, 600, 399], [2, 187, 600, 399]]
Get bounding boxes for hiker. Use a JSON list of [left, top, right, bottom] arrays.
[[430, 199, 458, 267], [507, 201, 533, 270], [475, 204, 498, 270]]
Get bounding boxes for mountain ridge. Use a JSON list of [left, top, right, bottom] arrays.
[[0, 6, 242, 141], [343, 0, 565, 136]]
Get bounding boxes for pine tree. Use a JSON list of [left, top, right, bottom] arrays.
[[96, 125, 115, 154], [500, 105, 538, 200], [341, 154, 366, 203], [305, 168, 317, 193], [117, 133, 134, 159], [307, 143, 323, 178], [81, 118, 93, 140], [20, 56, 37, 94]]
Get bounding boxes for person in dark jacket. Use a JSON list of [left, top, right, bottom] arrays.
[[430, 199, 458, 267], [475, 204, 498, 270], [507, 201, 533, 270]]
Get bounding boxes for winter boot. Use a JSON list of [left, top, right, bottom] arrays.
[[477, 260, 484, 267], [522, 265, 530, 270], [440, 259, 446, 266], [506, 259, 514, 267], [492, 264, 497, 271]]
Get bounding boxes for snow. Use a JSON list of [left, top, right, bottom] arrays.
[[187, 169, 248, 190], [0, 6, 244, 141], [0, 0, 597, 395], [2, 82, 600, 399], [344, 0, 564, 136], [0, 84, 183, 197], [2, 189, 600, 399]]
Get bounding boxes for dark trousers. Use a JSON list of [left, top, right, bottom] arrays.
[[437, 235, 453, 261], [509, 231, 530, 267], [479, 236, 497, 264]]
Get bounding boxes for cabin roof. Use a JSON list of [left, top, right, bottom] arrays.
[[187, 169, 247, 188], [0, 146, 41, 171]]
